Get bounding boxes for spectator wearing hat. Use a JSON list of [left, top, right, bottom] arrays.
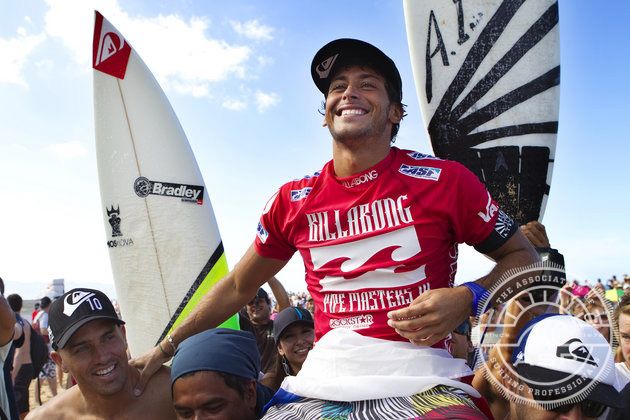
[[501, 314, 625, 419], [239, 278, 290, 374], [261, 307, 315, 391], [26, 288, 175, 420], [170, 328, 274, 420]]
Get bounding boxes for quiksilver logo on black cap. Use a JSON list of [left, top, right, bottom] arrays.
[[316, 54, 339, 79], [63, 290, 97, 317]]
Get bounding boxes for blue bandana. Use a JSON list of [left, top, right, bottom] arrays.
[[171, 328, 260, 386]]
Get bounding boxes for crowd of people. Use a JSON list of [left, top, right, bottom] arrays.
[[0, 37, 627, 419], [0, 276, 626, 419]]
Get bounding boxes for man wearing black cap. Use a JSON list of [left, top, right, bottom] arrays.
[[26, 288, 175, 420], [239, 288, 277, 373], [170, 328, 274, 420], [134, 39, 538, 406]]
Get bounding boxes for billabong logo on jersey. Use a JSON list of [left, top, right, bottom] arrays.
[[133, 177, 204, 204], [342, 170, 378, 188], [291, 188, 312, 202], [398, 164, 441, 181], [63, 291, 97, 317], [316, 54, 339, 79], [257, 222, 269, 243], [92, 12, 132, 79]]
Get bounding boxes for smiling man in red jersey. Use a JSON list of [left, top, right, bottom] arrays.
[[134, 38, 538, 418]]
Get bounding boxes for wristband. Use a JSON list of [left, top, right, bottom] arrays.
[[166, 334, 177, 354], [158, 342, 173, 357], [460, 282, 490, 316]]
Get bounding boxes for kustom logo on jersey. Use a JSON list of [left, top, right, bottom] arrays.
[[92, 11, 132, 79], [342, 170, 378, 188], [291, 187, 312, 202], [398, 164, 441, 181]]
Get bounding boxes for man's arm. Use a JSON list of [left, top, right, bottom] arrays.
[[0, 295, 16, 346], [267, 276, 291, 312], [130, 242, 287, 393], [387, 229, 539, 346]]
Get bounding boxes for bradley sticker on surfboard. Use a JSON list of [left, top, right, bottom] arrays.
[[404, 0, 560, 225], [92, 11, 238, 356]]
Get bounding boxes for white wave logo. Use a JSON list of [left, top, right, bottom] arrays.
[[63, 291, 96, 317], [310, 226, 425, 292]]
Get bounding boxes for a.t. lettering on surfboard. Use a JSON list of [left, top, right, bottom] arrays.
[[405, 0, 560, 225]]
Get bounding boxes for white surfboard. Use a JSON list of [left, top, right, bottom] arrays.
[[93, 11, 238, 357], [404, 0, 560, 225]]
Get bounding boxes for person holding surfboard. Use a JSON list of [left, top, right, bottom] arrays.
[[26, 288, 176, 420], [133, 38, 538, 416]]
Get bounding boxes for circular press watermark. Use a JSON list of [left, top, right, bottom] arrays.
[[472, 261, 617, 410]]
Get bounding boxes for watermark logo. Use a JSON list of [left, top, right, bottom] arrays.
[[473, 262, 616, 410]]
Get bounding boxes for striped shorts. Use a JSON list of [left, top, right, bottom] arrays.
[[262, 385, 488, 419]]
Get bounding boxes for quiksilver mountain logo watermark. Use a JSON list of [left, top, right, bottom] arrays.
[[134, 177, 204, 204]]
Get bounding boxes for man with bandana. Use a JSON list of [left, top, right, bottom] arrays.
[[170, 328, 274, 420]]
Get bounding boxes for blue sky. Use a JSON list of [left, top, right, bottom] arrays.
[[0, 0, 628, 300]]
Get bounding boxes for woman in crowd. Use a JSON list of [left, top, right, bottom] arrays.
[[613, 292, 630, 383], [261, 307, 314, 391]]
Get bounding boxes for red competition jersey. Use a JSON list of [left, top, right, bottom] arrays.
[[255, 147, 501, 345]]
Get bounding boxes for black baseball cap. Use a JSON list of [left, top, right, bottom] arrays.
[[251, 288, 268, 302], [273, 307, 314, 343], [311, 38, 402, 102], [48, 288, 124, 350]]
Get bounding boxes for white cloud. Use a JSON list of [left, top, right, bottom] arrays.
[[49, 140, 87, 159], [255, 90, 279, 113], [223, 98, 247, 111], [231, 20, 274, 42], [0, 30, 46, 87], [42, 0, 275, 99]]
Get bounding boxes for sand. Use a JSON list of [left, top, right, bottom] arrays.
[[27, 376, 65, 413]]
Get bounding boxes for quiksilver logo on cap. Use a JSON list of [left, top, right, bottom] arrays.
[[316, 54, 339, 79], [556, 338, 598, 366], [63, 291, 97, 317]]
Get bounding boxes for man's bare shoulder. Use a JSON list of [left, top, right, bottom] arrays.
[[26, 386, 84, 420], [133, 365, 175, 419]]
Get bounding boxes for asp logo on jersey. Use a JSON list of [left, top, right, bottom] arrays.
[[134, 177, 204, 204], [398, 165, 441, 181]]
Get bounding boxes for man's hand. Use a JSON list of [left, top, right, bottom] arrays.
[[520, 221, 550, 248], [387, 286, 472, 346], [129, 343, 172, 396]]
